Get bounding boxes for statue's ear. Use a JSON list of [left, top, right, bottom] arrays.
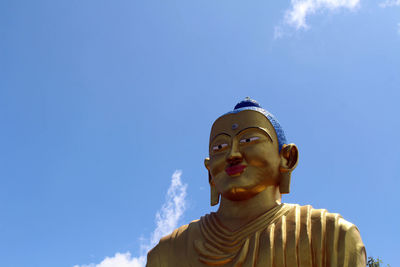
[[204, 157, 210, 171], [279, 144, 299, 194]]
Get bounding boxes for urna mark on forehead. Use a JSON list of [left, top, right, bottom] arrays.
[[209, 110, 277, 143], [209, 98, 287, 151]]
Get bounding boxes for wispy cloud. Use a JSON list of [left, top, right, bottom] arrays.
[[285, 0, 360, 29], [73, 170, 187, 267], [379, 1, 400, 34], [144, 170, 187, 253], [73, 253, 145, 267], [275, 0, 360, 38], [379, 0, 400, 8]]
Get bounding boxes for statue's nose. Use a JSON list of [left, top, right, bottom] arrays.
[[226, 143, 243, 165], [227, 154, 243, 166]]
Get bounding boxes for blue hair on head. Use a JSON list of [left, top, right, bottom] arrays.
[[225, 97, 287, 151]]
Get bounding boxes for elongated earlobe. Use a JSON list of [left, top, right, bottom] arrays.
[[208, 171, 220, 206], [279, 172, 291, 194], [210, 183, 220, 206]]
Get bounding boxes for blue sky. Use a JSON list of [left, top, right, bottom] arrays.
[[1, 0, 399, 266]]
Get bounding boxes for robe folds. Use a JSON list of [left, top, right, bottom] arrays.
[[147, 204, 366, 267]]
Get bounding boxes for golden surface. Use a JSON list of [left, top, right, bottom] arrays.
[[147, 109, 366, 267]]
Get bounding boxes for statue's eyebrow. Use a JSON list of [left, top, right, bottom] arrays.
[[210, 133, 231, 145], [236, 127, 273, 142]]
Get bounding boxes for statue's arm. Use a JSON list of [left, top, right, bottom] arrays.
[[146, 233, 174, 267], [145, 224, 191, 267], [338, 219, 366, 267], [146, 246, 161, 267], [310, 208, 366, 267]]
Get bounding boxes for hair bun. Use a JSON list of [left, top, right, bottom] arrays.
[[234, 97, 262, 110]]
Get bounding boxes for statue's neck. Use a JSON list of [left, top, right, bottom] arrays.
[[216, 186, 282, 231]]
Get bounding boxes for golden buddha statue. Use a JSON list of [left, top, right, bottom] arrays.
[[147, 98, 366, 267]]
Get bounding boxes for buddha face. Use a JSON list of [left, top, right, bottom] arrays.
[[205, 110, 282, 201]]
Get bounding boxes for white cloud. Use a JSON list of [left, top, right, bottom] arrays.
[[378, 1, 400, 34], [280, 0, 360, 31], [146, 170, 187, 250], [73, 253, 145, 267], [73, 170, 187, 267], [379, 0, 400, 8]]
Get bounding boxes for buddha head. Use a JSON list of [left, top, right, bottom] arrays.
[[204, 98, 299, 206]]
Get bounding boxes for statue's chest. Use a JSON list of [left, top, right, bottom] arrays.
[[190, 206, 296, 267]]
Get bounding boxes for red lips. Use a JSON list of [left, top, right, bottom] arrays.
[[225, 165, 247, 176]]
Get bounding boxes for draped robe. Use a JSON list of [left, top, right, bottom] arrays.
[[146, 204, 366, 267]]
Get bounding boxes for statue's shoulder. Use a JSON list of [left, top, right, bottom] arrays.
[[285, 203, 360, 227], [286, 203, 364, 240], [282, 204, 366, 266], [146, 218, 202, 267]]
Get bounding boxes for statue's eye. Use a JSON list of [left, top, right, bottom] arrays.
[[239, 136, 260, 144], [212, 143, 228, 152]]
